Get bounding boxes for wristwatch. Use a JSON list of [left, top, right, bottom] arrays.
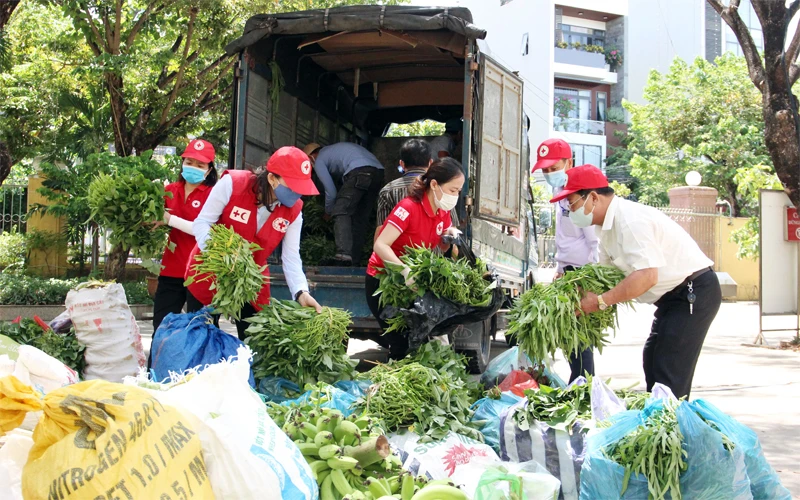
[[597, 294, 609, 311], [294, 290, 309, 301]]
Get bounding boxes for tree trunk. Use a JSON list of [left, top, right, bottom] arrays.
[[0, 1, 20, 28], [105, 73, 133, 157], [103, 243, 130, 281], [0, 140, 11, 188]]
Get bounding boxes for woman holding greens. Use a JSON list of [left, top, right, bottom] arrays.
[[365, 158, 464, 358], [151, 138, 218, 334], [186, 146, 323, 339]]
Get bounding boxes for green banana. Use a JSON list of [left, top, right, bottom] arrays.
[[315, 431, 335, 448], [401, 473, 416, 500], [424, 479, 457, 487], [296, 442, 320, 456], [320, 474, 336, 500], [317, 416, 332, 432], [379, 477, 392, 497], [327, 456, 360, 470], [299, 422, 319, 440], [410, 484, 468, 500], [331, 469, 355, 496], [334, 420, 362, 443], [354, 416, 372, 430], [308, 460, 330, 480], [366, 478, 391, 499], [386, 475, 400, 494], [319, 444, 342, 460], [317, 469, 332, 486]]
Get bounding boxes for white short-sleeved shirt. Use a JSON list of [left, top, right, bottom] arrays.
[[597, 196, 713, 304]]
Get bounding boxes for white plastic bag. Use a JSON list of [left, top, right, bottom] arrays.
[[12, 345, 78, 394], [0, 429, 34, 500], [464, 457, 561, 500], [66, 283, 145, 381], [389, 431, 500, 482], [590, 377, 626, 423], [126, 346, 317, 500]]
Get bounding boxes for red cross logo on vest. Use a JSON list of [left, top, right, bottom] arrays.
[[301, 160, 312, 175], [229, 206, 251, 224], [436, 221, 444, 235], [191, 200, 201, 208], [272, 217, 290, 233]]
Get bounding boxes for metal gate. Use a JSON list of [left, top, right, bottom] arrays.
[[0, 184, 27, 233]]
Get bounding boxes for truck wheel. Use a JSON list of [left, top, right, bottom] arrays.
[[462, 318, 492, 374]]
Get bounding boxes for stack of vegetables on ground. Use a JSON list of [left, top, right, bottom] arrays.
[[184, 224, 265, 319], [268, 384, 468, 500], [506, 264, 626, 362], [245, 299, 357, 387], [357, 343, 483, 443], [0, 316, 85, 373], [375, 246, 495, 332], [512, 380, 592, 432]]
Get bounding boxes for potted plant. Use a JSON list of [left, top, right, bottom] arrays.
[[146, 274, 159, 298], [554, 96, 575, 131], [605, 46, 623, 71]]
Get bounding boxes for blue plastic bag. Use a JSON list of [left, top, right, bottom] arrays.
[[580, 399, 753, 500], [258, 377, 302, 403], [480, 346, 566, 388], [470, 392, 524, 454], [690, 399, 791, 500], [150, 308, 255, 387], [333, 379, 371, 399]]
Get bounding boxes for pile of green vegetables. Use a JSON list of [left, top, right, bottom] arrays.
[[506, 264, 626, 362], [512, 382, 592, 433], [0, 317, 85, 373], [604, 401, 688, 500], [244, 299, 357, 386], [87, 171, 171, 275], [358, 361, 482, 443], [268, 384, 469, 500], [185, 225, 265, 319]]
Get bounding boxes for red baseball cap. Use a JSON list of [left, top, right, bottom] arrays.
[[182, 139, 216, 164], [266, 146, 320, 196], [550, 164, 608, 203], [532, 138, 572, 172]]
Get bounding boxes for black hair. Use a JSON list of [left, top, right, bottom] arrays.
[[252, 167, 278, 206], [400, 139, 431, 169], [203, 162, 218, 187], [408, 157, 464, 201], [576, 187, 615, 197]]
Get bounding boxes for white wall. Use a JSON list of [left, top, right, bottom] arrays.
[[625, 0, 704, 106]]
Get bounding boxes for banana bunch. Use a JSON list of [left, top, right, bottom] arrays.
[[281, 407, 468, 500]]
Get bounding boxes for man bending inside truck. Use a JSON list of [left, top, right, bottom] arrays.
[[374, 138, 459, 241], [428, 118, 463, 161], [304, 142, 385, 266]]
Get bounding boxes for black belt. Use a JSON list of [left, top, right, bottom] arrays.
[[670, 267, 712, 294]]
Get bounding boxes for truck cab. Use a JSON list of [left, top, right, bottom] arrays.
[[225, 6, 535, 372]]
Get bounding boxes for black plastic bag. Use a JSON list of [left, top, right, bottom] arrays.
[[380, 273, 504, 351]]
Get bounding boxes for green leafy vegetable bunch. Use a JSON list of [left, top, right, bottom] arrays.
[[506, 264, 626, 362], [244, 299, 356, 387], [512, 383, 592, 433], [0, 318, 85, 373]]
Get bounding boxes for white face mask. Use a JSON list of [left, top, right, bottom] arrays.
[[568, 195, 595, 228], [435, 184, 459, 212]]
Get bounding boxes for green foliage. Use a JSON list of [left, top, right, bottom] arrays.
[[122, 281, 153, 305], [0, 230, 26, 269], [0, 319, 86, 374], [513, 383, 592, 432], [0, 274, 152, 305], [605, 106, 626, 124], [609, 181, 631, 198], [385, 119, 444, 138], [605, 46, 623, 66]]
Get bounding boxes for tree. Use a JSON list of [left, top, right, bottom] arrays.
[[624, 55, 774, 216], [706, 0, 800, 209], [386, 119, 445, 138], [0, 0, 21, 187]]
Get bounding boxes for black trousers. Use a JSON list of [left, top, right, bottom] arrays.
[[365, 274, 408, 359], [332, 167, 382, 264], [563, 265, 595, 383], [152, 276, 187, 332], [643, 269, 721, 399], [186, 292, 257, 341]]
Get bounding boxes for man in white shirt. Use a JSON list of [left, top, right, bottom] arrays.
[[428, 118, 462, 161], [551, 165, 720, 399], [533, 138, 598, 382]]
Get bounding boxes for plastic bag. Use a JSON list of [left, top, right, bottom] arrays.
[[258, 376, 302, 403], [66, 282, 146, 382], [690, 399, 791, 500], [579, 398, 753, 500], [498, 370, 533, 392], [150, 309, 255, 388], [333, 379, 371, 398], [470, 392, 524, 454], [590, 377, 626, 423], [481, 347, 566, 389], [388, 431, 500, 482], [0, 429, 33, 500], [129, 346, 317, 500], [48, 310, 72, 334], [381, 275, 505, 351], [499, 400, 587, 500], [13, 344, 78, 394], [0, 375, 215, 499], [0, 335, 21, 361], [472, 460, 561, 500]]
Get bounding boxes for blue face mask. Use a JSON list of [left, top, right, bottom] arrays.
[[543, 170, 567, 189], [275, 184, 302, 207], [182, 164, 207, 184]]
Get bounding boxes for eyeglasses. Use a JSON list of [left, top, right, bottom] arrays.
[[567, 195, 587, 211]]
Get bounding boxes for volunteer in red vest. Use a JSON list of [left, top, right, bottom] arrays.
[[152, 138, 218, 333], [365, 158, 463, 359], [186, 146, 323, 339]]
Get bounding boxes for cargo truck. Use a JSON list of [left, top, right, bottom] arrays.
[[224, 6, 537, 372]]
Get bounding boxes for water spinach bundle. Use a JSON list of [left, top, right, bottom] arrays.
[[512, 382, 592, 433], [506, 264, 626, 362], [244, 299, 357, 386], [184, 224, 265, 319]]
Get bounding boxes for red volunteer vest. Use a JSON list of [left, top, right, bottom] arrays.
[[185, 170, 304, 311]]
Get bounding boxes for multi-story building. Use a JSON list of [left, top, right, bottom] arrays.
[[412, 0, 779, 173]]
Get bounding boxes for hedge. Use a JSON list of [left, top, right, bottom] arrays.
[[0, 273, 153, 306]]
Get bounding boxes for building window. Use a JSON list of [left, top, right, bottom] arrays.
[[597, 92, 607, 122], [554, 87, 591, 121], [557, 24, 606, 47], [723, 0, 763, 55], [571, 144, 603, 167], [521, 33, 529, 55]]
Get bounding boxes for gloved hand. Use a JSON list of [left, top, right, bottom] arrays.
[[400, 265, 416, 289], [440, 226, 463, 245]]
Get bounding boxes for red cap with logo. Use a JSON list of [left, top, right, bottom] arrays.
[[181, 139, 216, 164], [550, 164, 608, 203], [266, 146, 320, 196], [532, 138, 572, 172]]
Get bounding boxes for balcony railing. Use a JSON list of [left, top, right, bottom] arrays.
[[553, 117, 606, 135], [554, 46, 607, 69]]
